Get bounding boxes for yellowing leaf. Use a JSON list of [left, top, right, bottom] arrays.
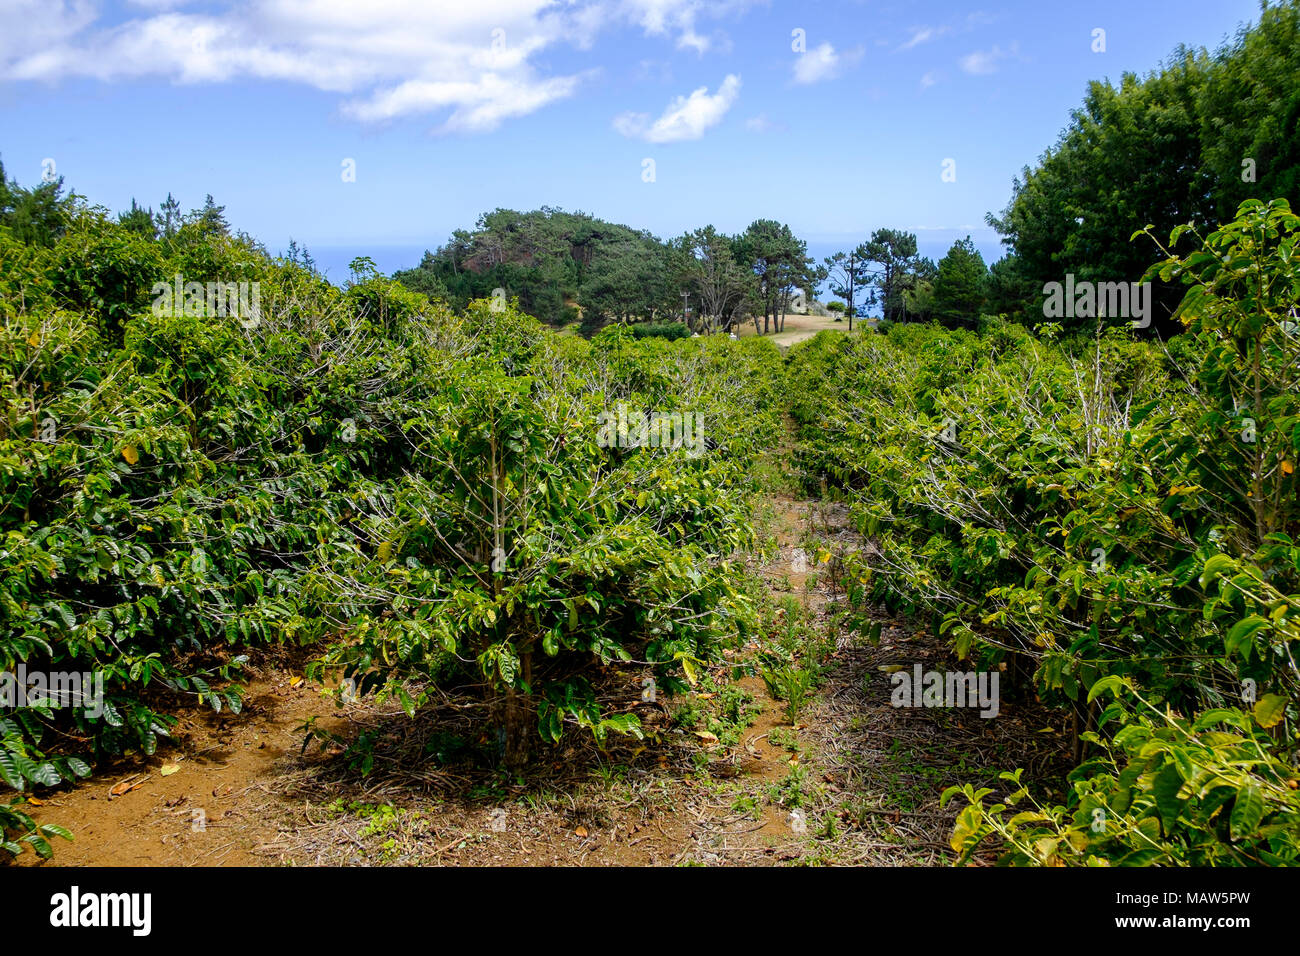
[[27, 330, 40, 347], [679, 654, 698, 686], [695, 730, 719, 743], [574, 826, 588, 838], [289, 676, 303, 687], [1254, 693, 1288, 729], [950, 804, 982, 853], [377, 540, 392, 561], [121, 445, 139, 466], [160, 763, 180, 777], [1283, 461, 1295, 476]]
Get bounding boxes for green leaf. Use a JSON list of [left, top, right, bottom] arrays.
[[29, 763, 61, 787], [0, 749, 23, 790], [1229, 784, 1264, 842], [1086, 674, 1129, 703], [597, 713, 644, 741], [1199, 554, 1236, 589], [1192, 709, 1250, 732], [396, 686, 416, 719], [1151, 763, 1184, 834], [1225, 615, 1269, 657], [21, 833, 52, 859], [38, 823, 73, 842]]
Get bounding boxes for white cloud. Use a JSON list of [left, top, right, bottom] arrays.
[[343, 73, 586, 131], [792, 42, 861, 85], [899, 27, 940, 51], [919, 70, 941, 90], [619, 0, 755, 54], [613, 74, 740, 142], [0, 1, 97, 67], [0, 0, 759, 133], [959, 42, 1018, 75], [744, 112, 783, 133], [793, 42, 836, 84], [898, 12, 996, 53]]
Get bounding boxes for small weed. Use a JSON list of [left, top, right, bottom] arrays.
[[670, 700, 703, 729], [732, 792, 760, 816], [775, 762, 808, 808], [768, 726, 801, 753], [760, 664, 814, 724]]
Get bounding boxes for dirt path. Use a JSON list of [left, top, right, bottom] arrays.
[[18, 495, 847, 867], [17, 481, 1066, 867], [734, 310, 874, 348], [14, 658, 346, 866]]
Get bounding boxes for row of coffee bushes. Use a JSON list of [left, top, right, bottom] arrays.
[[1, 200, 786, 854], [785, 201, 1299, 865]]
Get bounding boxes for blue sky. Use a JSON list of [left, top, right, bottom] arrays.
[[0, 0, 1265, 279]]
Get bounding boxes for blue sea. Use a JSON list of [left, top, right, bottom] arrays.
[[298, 244, 432, 285]]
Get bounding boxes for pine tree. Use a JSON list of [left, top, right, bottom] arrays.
[[157, 193, 181, 238], [193, 194, 230, 236], [931, 237, 988, 328], [0, 157, 72, 247], [118, 199, 157, 239]]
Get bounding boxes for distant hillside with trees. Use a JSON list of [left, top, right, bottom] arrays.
[[392, 208, 822, 336]]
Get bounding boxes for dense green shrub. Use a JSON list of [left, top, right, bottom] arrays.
[[786, 200, 1300, 865], [1, 196, 789, 852], [629, 321, 691, 341]]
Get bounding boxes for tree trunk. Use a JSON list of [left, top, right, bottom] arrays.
[[495, 651, 534, 769]]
